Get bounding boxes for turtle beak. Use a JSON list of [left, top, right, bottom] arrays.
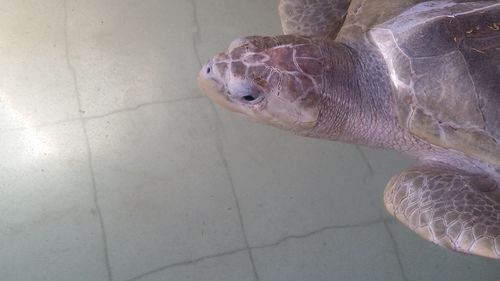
[[197, 57, 241, 113], [198, 57, 222, 93]]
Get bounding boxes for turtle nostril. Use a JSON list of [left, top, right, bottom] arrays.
[[205, 59, 213, 75]]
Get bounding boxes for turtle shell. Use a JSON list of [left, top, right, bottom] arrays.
[[370, 1, 500, 165]]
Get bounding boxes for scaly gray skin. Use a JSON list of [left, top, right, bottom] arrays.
[[198, 0, 500, 258]]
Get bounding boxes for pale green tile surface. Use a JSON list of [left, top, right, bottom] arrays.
[[0, 1, 80, 129], [86, 99, 246, 281], [0, 122, 108, 281], [252, 223, 405, 281], [0, 1, 498, 281], [131, 251, 255, 281], [218, 111, 393, 247], [66, 0, 202, 117]]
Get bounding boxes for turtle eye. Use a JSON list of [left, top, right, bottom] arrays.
[[243, 95, 256, 101], [240, 90, 262, 103], [227, 81, 263, 103]]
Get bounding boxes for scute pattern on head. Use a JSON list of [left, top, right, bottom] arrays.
[[371, 1, 500, 166], [227, 36, 326, 105]]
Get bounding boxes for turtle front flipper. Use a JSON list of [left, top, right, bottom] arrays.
[[279, 0, 350, 38], [384, 163, 500, 259]]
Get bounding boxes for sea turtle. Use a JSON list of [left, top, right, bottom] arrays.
[[197, 0, 500, 258]]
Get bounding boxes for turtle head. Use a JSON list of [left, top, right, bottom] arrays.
[[198, 35, 324, 133]]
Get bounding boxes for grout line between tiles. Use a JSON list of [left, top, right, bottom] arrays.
[[189, 0, 203, 68], [64, 1, 113, 280], [123, 247, 248, 281], [0, 96, 206, 135], [83, 96, 204, 121], [80, 121, 114, 281], [251, 218, 385, 250], [215, 133, 262, 281], [354, 145, 375, 184], [121, 218, 389, 281], [383, 220, 410, 281]]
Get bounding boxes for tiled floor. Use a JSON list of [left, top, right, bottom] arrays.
[[1, 1, 499, 281]]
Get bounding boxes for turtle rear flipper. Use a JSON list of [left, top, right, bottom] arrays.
[[384, 163, 500, 259], [279, 0, 350, 38]]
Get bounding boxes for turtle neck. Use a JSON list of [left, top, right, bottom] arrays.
[[304, 39, 427, 153]]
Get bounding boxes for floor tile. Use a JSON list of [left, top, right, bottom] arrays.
[[130, 250, 255, 281], [86, 98, 246, 281], [0, 122, 108, 281], [0, 1, 80, 130], [65, 0, 202, 117], [217, 109, 415, 247], [252, 222, 404, 281]]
